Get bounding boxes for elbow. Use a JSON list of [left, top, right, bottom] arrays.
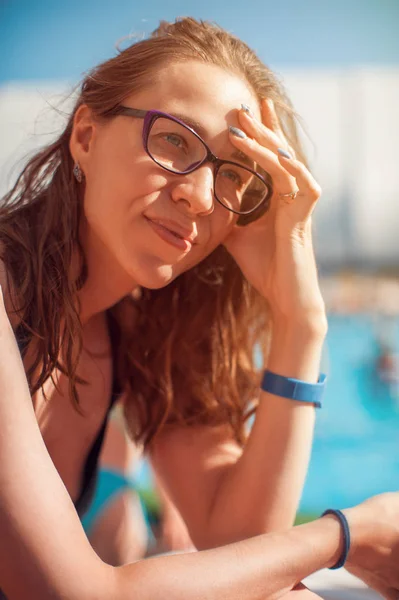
[[73, 561, 117, 600], [43, 561, 116, 600]]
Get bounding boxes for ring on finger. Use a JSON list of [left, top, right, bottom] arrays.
[[278, 189, 299, 201]]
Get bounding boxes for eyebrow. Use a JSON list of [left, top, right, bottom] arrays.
[[168, 111, 256, 170], [229, 149, 255, 169], [168, 111, 209, 139]]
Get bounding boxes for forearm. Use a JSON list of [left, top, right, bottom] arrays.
[[204, 323, 325, 545], [117, 515, 342, 600]]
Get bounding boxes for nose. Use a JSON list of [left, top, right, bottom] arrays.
[[170, 164, 214, 217]]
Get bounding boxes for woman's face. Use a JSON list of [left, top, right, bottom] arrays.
[[75, 60, 261, 289]]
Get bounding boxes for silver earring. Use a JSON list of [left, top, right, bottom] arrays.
[[73, 162, 83, 183]]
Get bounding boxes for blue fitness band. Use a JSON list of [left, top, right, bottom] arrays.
[[321, 509, 351, 569], [260, 370, 327, 408]]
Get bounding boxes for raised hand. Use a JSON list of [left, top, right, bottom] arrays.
[[224, 99, 326, 331]]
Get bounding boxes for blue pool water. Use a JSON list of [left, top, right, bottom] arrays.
[[300, 314, 399, 512]]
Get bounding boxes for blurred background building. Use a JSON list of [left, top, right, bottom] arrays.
[[1, 0, 398, 519]]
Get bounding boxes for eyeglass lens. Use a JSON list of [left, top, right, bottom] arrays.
[[147, 117, 269, 215]]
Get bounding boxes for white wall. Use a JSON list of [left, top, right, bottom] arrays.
[[284, 68, 399, 266]]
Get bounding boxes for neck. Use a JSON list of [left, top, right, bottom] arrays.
[[77, 226, 138, 324]]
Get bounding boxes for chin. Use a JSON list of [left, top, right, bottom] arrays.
[[131, 260, 181, 290]]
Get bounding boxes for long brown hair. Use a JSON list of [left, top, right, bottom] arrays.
[[0, 18, 306, 446]]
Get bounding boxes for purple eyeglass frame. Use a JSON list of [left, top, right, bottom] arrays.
[[106, 105, 273, 219]]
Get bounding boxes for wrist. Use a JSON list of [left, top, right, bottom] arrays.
[[318, 513, 348, 569], [320, 510, 351, 569], [260, 370, 326, 407], [342, 506, 369, 568], [271, 313, 328, 341], [266, 325, 326, 382], [289, 516, 348, 575]]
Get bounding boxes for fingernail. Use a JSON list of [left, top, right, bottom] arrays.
[[229, 126, 246, 139], [241, 103, 253, 117], [277, 148, 292, 159]]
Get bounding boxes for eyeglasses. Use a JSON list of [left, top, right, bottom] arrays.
[[106, 105, 273, 226]]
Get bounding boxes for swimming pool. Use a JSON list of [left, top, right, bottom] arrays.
[[300, 313, 399, 513]]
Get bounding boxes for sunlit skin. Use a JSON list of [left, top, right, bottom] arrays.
[[1, 51, 399, 599], [71, 61, 262, 322], [72, 59, 326, 330]]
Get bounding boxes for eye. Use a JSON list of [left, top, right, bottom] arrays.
[[221, 169, 244, 186], [163, 133, 186, 149]]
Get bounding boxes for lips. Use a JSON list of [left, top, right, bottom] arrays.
[[144, 216, 197, 251], [147, 217, 197, 243]]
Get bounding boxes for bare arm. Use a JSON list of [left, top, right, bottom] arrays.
[[1, 286, 398, 600], [0, 283, 331, 599], [116, 516, 343, 600], [151, 322, 325, 548], [207, 323, 325, 540]]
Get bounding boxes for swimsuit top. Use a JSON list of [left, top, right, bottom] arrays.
[[14, 311, 123, 517]]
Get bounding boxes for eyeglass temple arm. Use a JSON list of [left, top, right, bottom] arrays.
[[105, 106, 147, 119]]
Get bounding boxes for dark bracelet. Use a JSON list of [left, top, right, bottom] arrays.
[[321, 509, 351, 569]]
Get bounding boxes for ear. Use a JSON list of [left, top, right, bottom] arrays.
[[69, 104, 96, 175]]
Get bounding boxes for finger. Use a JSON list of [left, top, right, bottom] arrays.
[[365, 577, 398, 600], [229, 127, 296, 193], [347, 568, 398, 600], [238, 108, 285, 156], [229, 127, 320, 208], [261, 98, 296, 156], [261, 97, 283, 135], [368, 582, 398, 600], [277, 153, 322, 202]]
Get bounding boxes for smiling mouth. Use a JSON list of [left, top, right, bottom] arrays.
[[145, 217, 194, 252], [156, 223, 184, 240]]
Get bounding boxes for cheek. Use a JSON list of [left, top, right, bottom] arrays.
[[85, 132, 138, 200], [209, 206, 238, 245], [178, 209, 237, 274], [83, 135, 158, 228], [196, 207, 238, 260]]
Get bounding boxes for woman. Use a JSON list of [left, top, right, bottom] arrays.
[[0, 17, 398, 599]]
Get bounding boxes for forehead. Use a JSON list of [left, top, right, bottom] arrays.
[[123, 60, 261, 139]]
